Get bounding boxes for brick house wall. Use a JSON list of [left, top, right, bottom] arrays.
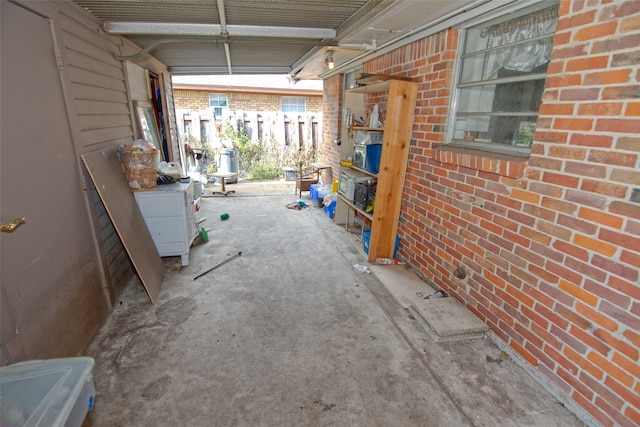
[[324, 1, 639, 425], [321, 74, 343, 185], [173, 88, 323, 156], [174, 89, 323, 113]]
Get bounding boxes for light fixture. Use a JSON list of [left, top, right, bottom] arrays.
[[324, 51, 334, 69]]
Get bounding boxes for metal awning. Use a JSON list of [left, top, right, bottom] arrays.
[[73, 0, 503, 79]]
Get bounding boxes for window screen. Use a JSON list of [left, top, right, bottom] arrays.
[[449, 3, 559, 152]]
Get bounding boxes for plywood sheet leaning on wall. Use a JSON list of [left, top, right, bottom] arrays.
[[82, 148, 164, 303]]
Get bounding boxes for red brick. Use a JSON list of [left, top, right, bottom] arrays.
[[547, 259, 585, 285], [602, 85, 640, 100], [565, 189, 607, 209], [510, 340, 538, 367], [599, 228, 640, 253], [604, 376, 640, 414], [557, 10, 597, 31], [554, 240, 589, 261], [559, 87, 601, 101], [588, 351, 634, 388], [565, 345, 604, 382], [578, 102, 624, 116], [554, 117, 594, 130], [624, 407, 640, 427], [569, 133, 613, 148], [600, 300, 639, 330], [551, 324, 587, 354], [623, 329, 640, 348], [626, 102, 640, 116], [584, 69, 634, 86], [575, 21, 618, 41], [564, 161, 607, 178], [574, 233, 617, 256], [613, 51, 640, 68], [620, 250, 640, 271], [538, 103, 576, 116], [621, 14, 640, 32], [529, 182, 563, 198], [610, 201, 640, 220], [542, 171, 580, 188], [565, 55, 609, 71], [571, 325, 612, 356], [546, 60, 565, 75], [594, 328, 640, 364], [573, 391, 614, 427], [592, 33, 640, 55], [528, 155, 563, 170], [601, 0, 640, 20], [588, 150, 637, 167], [581, 179, 628, 198], [551, 44, 588, 61], [595, 255, 638, 282], [578, 207, 624, 229], [611, 168, 640, 185], [576, 302, 619, 332], [596, 118, 640, 133], [556, 303, 592, 330]]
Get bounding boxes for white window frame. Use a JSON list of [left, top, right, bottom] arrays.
[[281, 96, 306, 113], [446, 0, 559, 155], [209, 93, 228, 118]]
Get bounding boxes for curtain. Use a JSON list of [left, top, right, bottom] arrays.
[[483, 5, 559, 79]]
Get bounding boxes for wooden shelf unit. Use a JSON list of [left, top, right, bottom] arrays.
[[335, 79, 418, 261]]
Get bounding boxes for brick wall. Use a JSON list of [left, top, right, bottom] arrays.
[[326, 1, 639, 425], [174, 89, 322, 113], [174, 89, 210, 111], [322, 74, 343, 184]]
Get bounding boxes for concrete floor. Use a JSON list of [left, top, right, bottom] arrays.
[[83, 180, 587, 426]]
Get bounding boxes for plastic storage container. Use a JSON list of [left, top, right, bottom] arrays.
[[363, 230, 400, 257], [310, 184, 331, 207], [283, 167, 297, 181], [325, 200, 336, 218], [0, 357, 96, 427], [365, 144, 382, 175]]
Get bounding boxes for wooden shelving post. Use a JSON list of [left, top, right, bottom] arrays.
[[368, 80, 417, 261]]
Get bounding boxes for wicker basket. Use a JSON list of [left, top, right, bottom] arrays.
[[121, 149, 160, 191]]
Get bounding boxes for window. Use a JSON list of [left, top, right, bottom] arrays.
[[209, 93, 228, 118], [448, 2, 559, 153], [281, 96, 306, 113]]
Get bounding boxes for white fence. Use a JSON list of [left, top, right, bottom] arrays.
[[176, 109, 321, 150]]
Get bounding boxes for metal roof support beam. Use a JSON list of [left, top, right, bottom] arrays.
[[216, 0, 232, 74], [104, 22, 336, 39], [170, 66, 292, 75]]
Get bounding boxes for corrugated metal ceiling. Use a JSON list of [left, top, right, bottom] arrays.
[[72, 0, 484, 79]]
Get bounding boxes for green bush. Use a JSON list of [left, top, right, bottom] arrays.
[[219, 123, 317, 181]]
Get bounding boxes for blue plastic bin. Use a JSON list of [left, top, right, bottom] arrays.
[[363, 230, 400, 257], [365, 144, 382, 175], [310, 184, 320, 201], [325, 200, 336, 218]]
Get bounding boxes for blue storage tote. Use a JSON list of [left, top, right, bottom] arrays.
[[310, 184, 331, 207], [363, 230, 400, 257], [365, 144, 382, 175], [310, 184, 320, 201], [325, 200, 336, 218]]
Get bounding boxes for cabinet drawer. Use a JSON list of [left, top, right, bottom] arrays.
[[135, 194, 184, 217], [143, 217, 185, 243]]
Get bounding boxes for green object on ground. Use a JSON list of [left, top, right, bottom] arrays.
[[199, 227, 209, 242], [220, 213, 230, 220]]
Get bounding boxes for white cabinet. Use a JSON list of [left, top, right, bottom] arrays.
[[134, 181, 199, 266]]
